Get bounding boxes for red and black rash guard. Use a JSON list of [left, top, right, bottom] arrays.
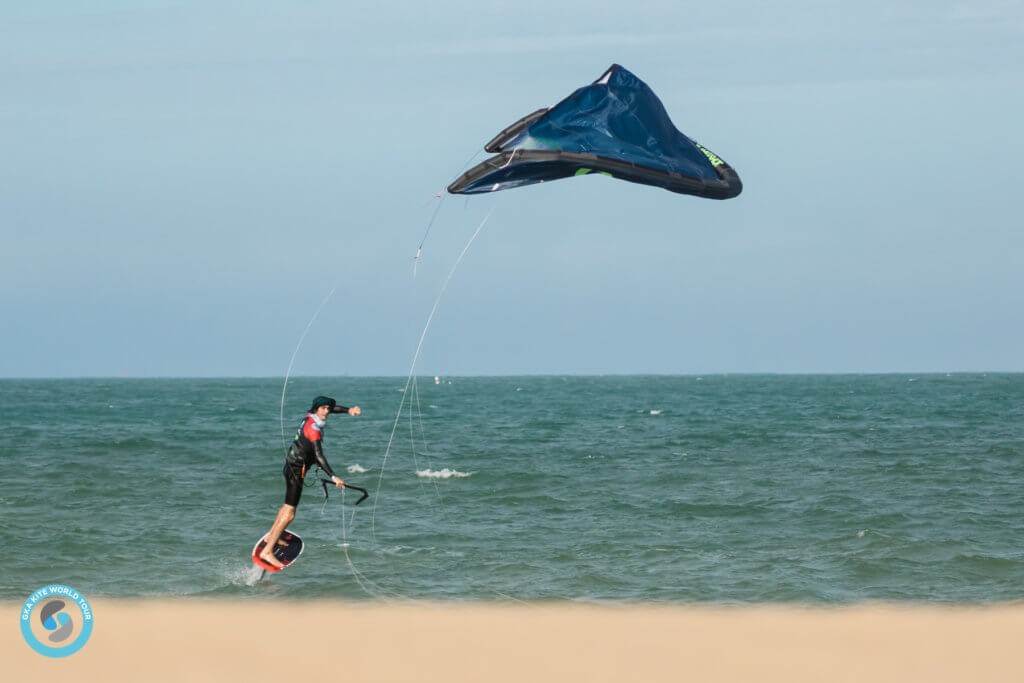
[[284, 405, 351, 478]]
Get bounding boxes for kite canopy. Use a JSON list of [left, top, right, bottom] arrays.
[[447, 64, 742, 200]]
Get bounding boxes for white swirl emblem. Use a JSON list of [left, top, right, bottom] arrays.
[[20, 584, 94, 657]]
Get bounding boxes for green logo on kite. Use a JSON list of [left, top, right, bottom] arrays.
[[697, 145, 725, 168], [575, 168, 613, 178]]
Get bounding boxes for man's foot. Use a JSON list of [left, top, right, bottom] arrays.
[[275, 538, 290, 547], [259, 548, 286, 569]]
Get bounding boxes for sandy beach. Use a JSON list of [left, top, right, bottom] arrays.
[[7, 599, 1023, 682]]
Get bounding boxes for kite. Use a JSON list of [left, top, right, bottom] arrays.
[[447, 64, 742, 200]]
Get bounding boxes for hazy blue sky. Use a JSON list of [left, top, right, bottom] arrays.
[[3, 1, 1022, 377]]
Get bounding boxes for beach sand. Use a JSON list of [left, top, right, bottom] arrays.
[[7, 600, 1023, 682]]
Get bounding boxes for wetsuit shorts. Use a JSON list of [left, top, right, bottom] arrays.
[[283, 462, 305, 507]]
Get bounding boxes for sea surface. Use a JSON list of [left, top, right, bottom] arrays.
[[2, 374, 1022, 603]]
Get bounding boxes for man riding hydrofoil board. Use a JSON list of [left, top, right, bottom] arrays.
[[259, 395, 361, 569]]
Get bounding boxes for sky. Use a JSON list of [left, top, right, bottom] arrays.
[[2, 1, 1022, 377]]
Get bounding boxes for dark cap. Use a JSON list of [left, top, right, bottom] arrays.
[[310, 396, 337, 412]]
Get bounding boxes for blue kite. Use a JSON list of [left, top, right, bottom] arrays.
[[448, 64, 742, 200]]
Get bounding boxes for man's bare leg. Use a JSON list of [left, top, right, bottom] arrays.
[[259, 504, 296, 568]]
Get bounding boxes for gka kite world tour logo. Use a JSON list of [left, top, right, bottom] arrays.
[[20, 584, 94, 657]]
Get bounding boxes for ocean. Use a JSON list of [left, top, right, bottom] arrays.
[[2, 374, 1022, 603]]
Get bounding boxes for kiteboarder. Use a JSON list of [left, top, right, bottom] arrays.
[[260, 395, 361, 569]]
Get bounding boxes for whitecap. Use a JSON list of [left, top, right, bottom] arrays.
[[347, 464, 368, 474], [416, 468, 473, 479], [649, 409, 663, 416]]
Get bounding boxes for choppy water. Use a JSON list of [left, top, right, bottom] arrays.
[[2, 374, 1022, 603]]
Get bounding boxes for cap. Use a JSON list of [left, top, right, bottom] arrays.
[[310, 396, 337, 412]]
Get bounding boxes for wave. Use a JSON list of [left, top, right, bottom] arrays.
[[347, 464, 368, 474], [416, 468, 473, 479]]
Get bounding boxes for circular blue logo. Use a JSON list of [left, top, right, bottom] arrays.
[[20, 584, 94, 658]]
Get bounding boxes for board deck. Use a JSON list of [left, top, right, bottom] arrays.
[[251, 529, 303, 573]]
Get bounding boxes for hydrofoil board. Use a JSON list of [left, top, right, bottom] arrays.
[[251, 529, 303, 573]]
